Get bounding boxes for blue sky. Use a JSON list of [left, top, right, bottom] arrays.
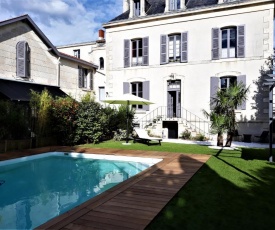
[[0, 0, 122, 46]]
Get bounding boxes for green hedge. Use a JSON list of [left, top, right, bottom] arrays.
[[241, 148, 274, 160]]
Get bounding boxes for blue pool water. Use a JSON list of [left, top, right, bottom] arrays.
[[0, 152, 160, 229]]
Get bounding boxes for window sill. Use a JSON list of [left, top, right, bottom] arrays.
[[134, 109, 147, 114]]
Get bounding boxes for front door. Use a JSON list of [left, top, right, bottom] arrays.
[[167, 80, 181, 118]]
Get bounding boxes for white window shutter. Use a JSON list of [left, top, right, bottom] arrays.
[[181, 32, 188, 63], [210, 77, 219, 110], [237, 25, 245, 58], [143, 81, 150, 111]]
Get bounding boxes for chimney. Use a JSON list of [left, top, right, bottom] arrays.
[[98, 29, 105, 40], [123, 0, 130, 12]]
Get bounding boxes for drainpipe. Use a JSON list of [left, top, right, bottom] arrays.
[[57, 57, 60, 86]]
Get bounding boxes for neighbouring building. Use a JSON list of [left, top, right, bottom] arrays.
[[0, 14, 98, 102], [103, 0, 275, 139], [57, 30, 106, 103]]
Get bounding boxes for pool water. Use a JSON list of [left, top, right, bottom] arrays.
[[0, 152, 160, 229]]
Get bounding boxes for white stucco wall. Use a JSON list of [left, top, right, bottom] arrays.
[[104, 0, 274, 134]]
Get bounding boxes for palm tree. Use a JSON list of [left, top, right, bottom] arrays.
[[204, 82, 249, 147]]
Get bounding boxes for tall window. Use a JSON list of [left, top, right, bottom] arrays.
[[99, 57, 104, 69], [221, 28, 236, 58], [74, 49, 80, 58], [134, 0, 140, 16], [169, 0, 180, 11], [220, 76, 237, 90], [131, 82, 143, 109], [132, 39, 143, 66], [169, 34, 180, 62], [78, 66, 88, 88], [16, 41, 30, 78], [212, 25, 245, 60]]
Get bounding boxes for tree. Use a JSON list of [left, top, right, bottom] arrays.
[[204, 82, 249, 147]]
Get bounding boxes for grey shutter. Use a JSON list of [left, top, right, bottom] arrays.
[[181, 32, 188, 63], [16, 41, 26, 77], [90, 70, 93, 90], [26, 43, 30, 77], [160, 35, 167, 64], [142, 37, 149, 66], [78, 66, 83, 88], [237, 75, 246, 110], [123, 82, 130, 94], [143, 81, 150, 111], [212, 28, 220, 60], [210, 77, 219, 110], [124, 39, 130, 68], [237, 25, 245, 58]]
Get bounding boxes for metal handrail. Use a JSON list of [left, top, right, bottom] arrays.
[[137, 106, 210, 136]]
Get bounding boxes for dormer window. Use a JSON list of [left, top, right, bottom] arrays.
[[134, 0, 141, 17], [73, 49, 80, 58], [170, 0, 180, 11]]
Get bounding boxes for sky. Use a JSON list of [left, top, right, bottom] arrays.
[[0, 0, 123, 46]]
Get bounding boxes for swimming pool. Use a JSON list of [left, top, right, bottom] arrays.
[[0, 152, 162, 229]]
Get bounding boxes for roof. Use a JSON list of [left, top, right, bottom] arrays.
[[108, 0, 260, 23], [0, 78, 68, 102], [0, 14, 98, 69]]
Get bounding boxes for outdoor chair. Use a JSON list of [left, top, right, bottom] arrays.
[[133, 128, 162, 145], [233, 130, 242, 141], [254, 131, 269, 143]]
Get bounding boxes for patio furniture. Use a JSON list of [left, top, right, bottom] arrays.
[[233, 130, 242, 141], [243, 134, 252, 143], [254, 131, 269, 143], [133, 128, 162, 145]]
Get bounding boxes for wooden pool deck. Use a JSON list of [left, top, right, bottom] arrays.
[[0, 146, 210, 230]]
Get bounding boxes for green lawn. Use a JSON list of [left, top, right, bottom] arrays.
[[83, 140, 275, 230]]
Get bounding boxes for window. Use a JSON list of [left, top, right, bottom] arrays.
[[78, 66, 89, 89], [16, 41, 30, 78], [132, 39, 143, 66], [168, 34, 181, 62], [221, 28, 236, 58], [99, 57, 104, 69], [220, 76, 237, 90], [160, 32, 188, 64], [124, 37, 149, 67], [210, 75, 246, 110], [212, 25, 245, 60], [131, 82, 143, 109], [169, 0, 180, 11], [74, 49, 80, 58], [123, 81, 150, 110], [99, 87, 105, 101], [134, 0, 140, 16]]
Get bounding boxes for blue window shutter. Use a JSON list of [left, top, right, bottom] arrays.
[[142, 37, 149, 66], [181, 32, 188, 63], [16, 41, 26, 77], [123, 82, 130, 94], [212, 28, 220, 60], [237, 25, 245, 58], [124, 39, 130, 68], [160, 35, 167, 64], [78, 66, 83, 88], [91, 70, 94, 90], [237, 75, 246, 110], [210, 77, 219, 110], [143, 81, 150, 111]]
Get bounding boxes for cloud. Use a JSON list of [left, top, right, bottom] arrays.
[[0, 0, 123, 45]]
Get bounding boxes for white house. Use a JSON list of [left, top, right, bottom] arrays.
[[103, 0, 275, 139], [0, 14, 98, 102], [57, 30, 106, 103]]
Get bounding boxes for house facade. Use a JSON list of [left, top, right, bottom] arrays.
[[103, 0, 275, 138], [0, 15, 98, 102], [57, 30, 106, 103]]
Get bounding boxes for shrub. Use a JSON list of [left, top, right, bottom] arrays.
[[193, 133, 206, 141], [180, 129, 192, 140], [241, 148, 271, 160]]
